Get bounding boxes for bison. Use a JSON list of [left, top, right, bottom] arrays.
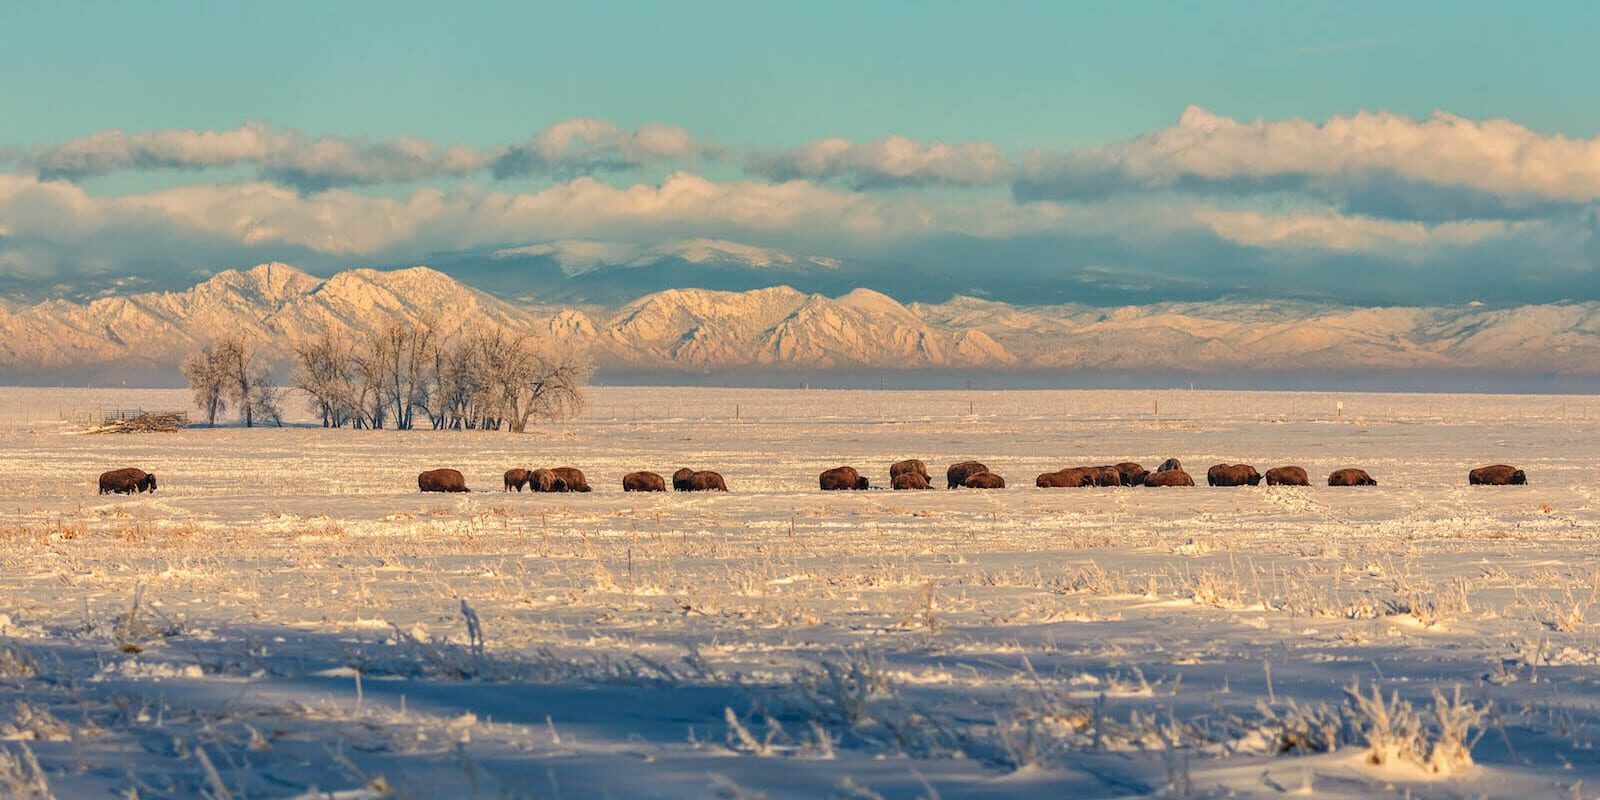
[[1089, 466, 1124, 487], [1207, 463, 1262, 487], [1328, 468, 1376, 486], [527, 468, 560, 492], [418, 468, 469, 493], [1114, 462, 1149, 487], [1156, 458, 1183, 474], [947, 460, 990, 489], [504, 468, 532, 492], [820, 466, 869, 491], [962, 471, 1006, 489], [889, 459, 931, 485], [99, 467, 157, 495], [1469, 464, 1526, 485], [686, 470, 728, 491], [1036, 467, 1095, 488], [623, 471, 667, 492], [550, 467, 591, 493], [672, 467, 695, 491], [1264, 466, 1310, 486], [891, 471, 930, 490], [1144, 469, 1195, 487]]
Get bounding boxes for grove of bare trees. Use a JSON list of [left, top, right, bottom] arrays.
[[291, 320, 588, 431]]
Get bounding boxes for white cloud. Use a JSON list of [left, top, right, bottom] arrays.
[[1194, 208, 1522, 256], [1018, 106, 1600, 217], [749, 135, 1011, 187], [8, 120, 715, 191], [488, 120, 716, 179]]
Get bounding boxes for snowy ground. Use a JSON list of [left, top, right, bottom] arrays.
[[0, 386, 1597, 798]]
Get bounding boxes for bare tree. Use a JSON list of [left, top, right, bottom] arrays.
[[181, 346, 228, 426], [372, 318, 437, 430], [215, 335, 282, 428], [473, 329, 588, 433], [292, 330, 358, 428], [183, 335, 284, 427]]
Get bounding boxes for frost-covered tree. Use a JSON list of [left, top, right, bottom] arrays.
[[181, 346, 228, 426], [183, 335, 284, 427], [288, 320, 587, 431], [291, 330, 359, 428]]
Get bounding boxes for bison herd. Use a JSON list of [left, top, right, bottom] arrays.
[[93, 461, 1534, 496]]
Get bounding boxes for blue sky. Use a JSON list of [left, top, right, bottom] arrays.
[[2, 0, 1599, 305]]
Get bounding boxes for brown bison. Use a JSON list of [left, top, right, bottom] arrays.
[[99, 467, 157, 495], [672, 467, 696, 491], [527, 468, 560, 492], [1036, 467, 1095, 488], [1328, 468, 1377, 486], [1469, 464, 1526, 485], [962, 471, 1006, 489], [947, 461, 990, 489], [1114, 462, 1149, 486], [623, 471, 667, 492], [1144, 469, 1195, 487], [1207, 463, 1262, 487], [1264, 466, 1310, 486], [889, 459, 931, 485], [891, 472, 930, 490], [1089, 466, 1124, 486], [686, 470, 728, 491], [1156, 458, 1183, 473], [504, 468, 532, 492], [820, 466, 869, 491], [418, 468, 469, 493], [550, 467, 591, 493]]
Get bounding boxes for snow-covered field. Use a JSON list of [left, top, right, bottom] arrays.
[[0, 386, 1597, 798]]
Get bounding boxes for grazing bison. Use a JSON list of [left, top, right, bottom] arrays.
[[1114, 462, 1149, 487], [672, 468, 696, 491], [418, 468, 469, 493], [1156, 458, 1183, 474], [1036, 467, 1095, 488], [891, 472, 930, 490], [1144, 469, 1195, 487], [1264, 466, 1311, 486], [820, 466, 869, 491], [550, 467, 591, 493], [1328, 468, 1376, 486], [623, 471, 667, 492], [889, 459, 931, 485], [1470, 464, 1527, 485], [527, 468, 559, 492], [962, 471, 1006, 489], [686, 470, 728, 491], [504, 468, 532, 492], [947, 461, 990, 489], [1207, 463, 1262, 487], [99, 467, 157, 495]]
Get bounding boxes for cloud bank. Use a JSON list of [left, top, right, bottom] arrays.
[[1, 107, 1597, 306]]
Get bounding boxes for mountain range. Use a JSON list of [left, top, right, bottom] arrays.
[[2, 260, 1598, 386]]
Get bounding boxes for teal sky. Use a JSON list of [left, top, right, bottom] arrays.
[[6, 0, 1599, 157], [2, 1, 1599, 308]]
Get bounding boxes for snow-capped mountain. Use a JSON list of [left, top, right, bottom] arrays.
[[423, 238, 918, 304], [493, 239, 843, 277], [2, 262, 1599, 381]]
